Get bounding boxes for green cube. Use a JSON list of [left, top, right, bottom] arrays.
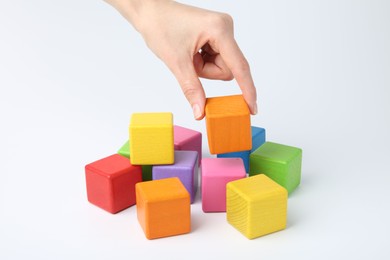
[[249, 142, 302, 194], [118, 140, 153, 181]]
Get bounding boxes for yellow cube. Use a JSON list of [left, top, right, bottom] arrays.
[[129, 112, 174, 165], [227, 174, 287, 239]]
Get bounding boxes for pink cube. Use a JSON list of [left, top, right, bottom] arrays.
[[201, 158, 246, 212], [174, 125, 202, 166]]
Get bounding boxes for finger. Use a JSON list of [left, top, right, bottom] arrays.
[[219, 39, 258, 115], [169, 55, 206, 120], [193, 52, 233, 80]]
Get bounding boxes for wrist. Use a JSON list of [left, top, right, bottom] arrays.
[[105, 0, 172, 32]]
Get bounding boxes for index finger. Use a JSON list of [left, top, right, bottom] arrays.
[[219, 38, 258, 115]]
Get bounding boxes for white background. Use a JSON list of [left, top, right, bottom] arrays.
[[1, 0, 389, 259]]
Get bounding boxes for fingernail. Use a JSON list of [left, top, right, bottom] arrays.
[[253, 103, 258, 115], [192, 104, 202, 119]]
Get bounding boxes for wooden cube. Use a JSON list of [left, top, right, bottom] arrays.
[[118, 124, 201, 179], [129, 112, 174, 165], [218, 150, 250, 172], [136, 178, 191, 239], [217, 126, 266, 172], [250, 126, 266, 153], [201, 158, 246, 212], [174, 125, 202, 166], [152, 151, 198, 203], [118, 140, 153, 181], [85, 154, 142, 214], [249, 141, 302, 194], [205, 95, 251, 154], [227, 174, 287, 239]]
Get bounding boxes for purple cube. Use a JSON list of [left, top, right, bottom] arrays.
[[152, 151, 199, 203]]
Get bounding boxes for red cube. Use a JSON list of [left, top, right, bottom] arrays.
[[85, 154, 142, 213]]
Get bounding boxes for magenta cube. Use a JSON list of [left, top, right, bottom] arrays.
[[201, 158, 246, 212], [152, 151, 199, 203], [174, 125, 202, 166]]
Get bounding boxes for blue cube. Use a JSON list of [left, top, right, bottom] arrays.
[[217, 126, 266, 172]]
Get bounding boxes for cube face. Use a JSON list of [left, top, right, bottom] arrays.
[[250, 126, 266, 153], [147, 197, 190, 239], [217, 151, 250, 173], [227, 174, 287, 239], [85, 170, 111, 211], [248, 192, 287, 238], [111, 169, 142, 212], [118, 140, 130, 158], [118, 140, 153, 181], [205, 95, 251, 154], [249, 142, 302, 194], [217, 126, 266, 172], [174, 125, 202, 166], [85, 154, 142, 214], [136, 178, 191, 239], [153, 151, 198, 203], [201, 158, 246, 212], [129, 113, 174, 165]]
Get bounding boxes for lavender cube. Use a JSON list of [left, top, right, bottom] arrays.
[[152, 151, 199, 203]]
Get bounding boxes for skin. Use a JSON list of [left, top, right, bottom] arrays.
[[104, 0, 257, 120]]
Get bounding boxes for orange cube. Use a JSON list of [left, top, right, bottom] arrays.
[[205, 94, 252, 154], [136, 177, 191, 239]]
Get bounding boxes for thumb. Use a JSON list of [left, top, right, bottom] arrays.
[[170, 57, 206, 120]]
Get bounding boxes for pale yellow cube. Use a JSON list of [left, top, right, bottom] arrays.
[[129, 112, 174, 165], [227, 174, 287, 239]]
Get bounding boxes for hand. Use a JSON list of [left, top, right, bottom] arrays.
[[105, 0, 258, 120]]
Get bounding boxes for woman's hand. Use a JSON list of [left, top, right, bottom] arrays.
[[105, 0, 257, 119]]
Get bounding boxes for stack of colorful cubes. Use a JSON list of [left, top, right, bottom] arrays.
[[85, 94, 302, 240]]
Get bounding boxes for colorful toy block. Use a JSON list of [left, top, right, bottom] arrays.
[[174, 125, 202, 166], [205, 95, 252, 154], [85, 154, 142, 214], [217, 126, 266, 172], [250, 126, 266, 152], [218, 150, 250, 172], [249, 141, 302, 194], [136, 177, 191, 239], [118, 125, 201, 179], [118, 141, 153, 181], [118, 140, 131, 158], [227, 174, 287, 239], [201, 158, 246, 212], [152, 151, 198, 203], [129, 112, 174, 165]]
